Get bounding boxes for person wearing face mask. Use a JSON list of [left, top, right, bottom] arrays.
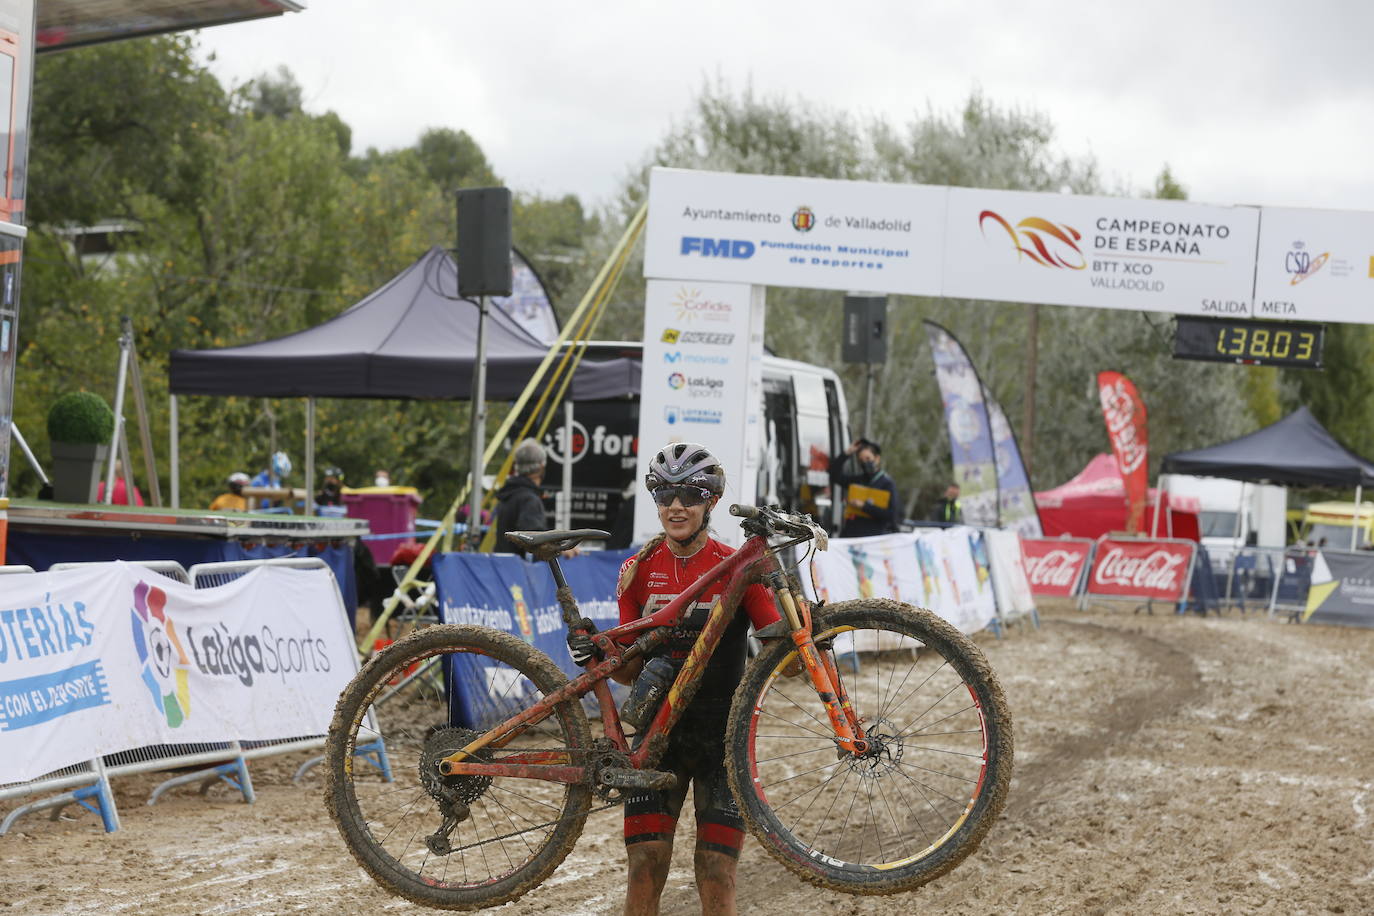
[[828, 438, 902, 538], [607, 442, 781, 916]]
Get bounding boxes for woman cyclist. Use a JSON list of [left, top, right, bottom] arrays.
[[613, 442, 781, 916]]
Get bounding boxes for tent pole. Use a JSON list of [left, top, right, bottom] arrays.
[[104, 323, 132, 505], [305, 398, 316, 516], [1353, 484, 1362, 550], [468, 295, 490, 549], [169, 395, 179, 509], [561, 400, 574, 530], [1151, 474, 1163, 538]]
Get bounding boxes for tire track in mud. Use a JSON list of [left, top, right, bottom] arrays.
[[1007, 618, 1203, 818]]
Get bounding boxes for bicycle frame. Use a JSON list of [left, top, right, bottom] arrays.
[[437, 530, 869, 784]]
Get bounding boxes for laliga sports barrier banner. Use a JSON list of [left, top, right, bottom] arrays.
[[802, 527, 1033, 636], [1084, 537, 1196, 604], [433, 550, 634, 728], [1020, 537, 1095, 598], [0, 562, 355, 785], [644, 167, 1374, 324]]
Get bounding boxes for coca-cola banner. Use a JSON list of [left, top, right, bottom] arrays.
[[1097, 371, 1150, 534], [1086, 538, 1195, 603], [1020, 537, 1095, 597]]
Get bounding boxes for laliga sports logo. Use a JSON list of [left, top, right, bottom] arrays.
[[980, 210, 1087, 270], [1285, 241, 1329, 285], [668, 372, 686, 389], [129, 580, 193, 727], [1094, 548, 1185, 591], [792, 206, 816, 232]]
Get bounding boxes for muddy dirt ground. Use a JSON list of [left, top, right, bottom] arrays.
[[4, 602, 1372, 915]]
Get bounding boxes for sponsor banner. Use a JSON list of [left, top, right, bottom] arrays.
[[1085, 538, 1195, 603], [636, 279, 763, 547], [1301, 550, 1374, 628], [434, 550, 633, 726], [0, 563, 354, 784], [984, 529, 1036, 618], [1253, 207, 1374, 324], [803, 528, 1008, 635], [1020, 537, 1094, 597], [924, 322, 998, 526], [984, 382, 1043, 538], [943, 187, 1260, 316], [1097, 371, 1149, 534], [644, 167, 946, 295]]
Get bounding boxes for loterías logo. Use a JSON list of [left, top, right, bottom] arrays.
[[129, 580, 193, 727], [979, 211, 1087, 269], [1093, 548, 1185, 591], [1024, 549, 1082, 587]]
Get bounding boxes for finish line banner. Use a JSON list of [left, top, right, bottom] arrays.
[[0, 563, 355, 784], [642, 168, 1374, 323]]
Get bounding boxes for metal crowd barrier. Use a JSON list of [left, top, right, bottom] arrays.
[[0, 558, 381, 835]]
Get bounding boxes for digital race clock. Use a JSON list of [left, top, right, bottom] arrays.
[[1172, 316, 1324, 370]]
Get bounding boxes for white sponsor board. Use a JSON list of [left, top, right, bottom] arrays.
[[0, 562, 355, 783], [802, 528, 1012, 636], [942, 187, 1260, 317], [644, 168, 946, 295], [1253, 207, 1374, 323], [635, 279, 764, 547]]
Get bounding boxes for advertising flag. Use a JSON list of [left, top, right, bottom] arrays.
[[983, 382, 1043, 537], [925, 322, 998, 526], [491, 248, 561, 343], [1096, 371, 1149, 534]]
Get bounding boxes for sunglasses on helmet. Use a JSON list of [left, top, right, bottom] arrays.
[[650, 485, 714, 508]]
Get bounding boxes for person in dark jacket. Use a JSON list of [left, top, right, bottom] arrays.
[[930, 483, 962, 524], [828, 438, 902, 538], [494, 439, 549, 557]]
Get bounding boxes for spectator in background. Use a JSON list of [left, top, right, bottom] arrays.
[[493, 439, 549, 558], [931, 483, 962, 524], [210, 472, 250, 512], [317, 466, 345, 507], [96, 460, 144, 505], [373, 468, 391, 487], [829, 438, 901, 537]]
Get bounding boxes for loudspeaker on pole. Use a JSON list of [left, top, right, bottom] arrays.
[[842, 294, 887, 364], [456, 187, 513, 297]]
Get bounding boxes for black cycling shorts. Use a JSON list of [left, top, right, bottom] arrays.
[[622, 714, 745, 857]]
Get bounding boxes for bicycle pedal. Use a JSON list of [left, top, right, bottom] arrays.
[[598, 767, 677, 791]]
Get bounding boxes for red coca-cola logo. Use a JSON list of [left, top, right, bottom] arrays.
[[1025, 549, 1082, 587], [1093, 549, 1181, 590]]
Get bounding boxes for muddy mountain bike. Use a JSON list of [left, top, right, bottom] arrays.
[[324, 505, 1013, 911]]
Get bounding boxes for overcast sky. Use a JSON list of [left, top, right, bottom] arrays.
[[196, 1, 1374, 213]]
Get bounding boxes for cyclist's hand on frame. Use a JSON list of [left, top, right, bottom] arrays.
[[567, 631, 600, 666]]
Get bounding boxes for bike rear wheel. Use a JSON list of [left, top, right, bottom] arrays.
[[725, 599, 1013, 895], [324, 624, 592, 911]]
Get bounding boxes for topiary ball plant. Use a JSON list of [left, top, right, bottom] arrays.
[[47, 391, 115, 444]]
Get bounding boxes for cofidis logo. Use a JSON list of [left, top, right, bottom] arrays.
[[671, 287, 733, 323], [980, 210, 1086, 270], [130, 580, 193, 728]]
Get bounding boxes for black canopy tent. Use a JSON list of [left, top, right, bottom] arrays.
[[167, 246, 639, 511], [1161, 406, 1374, 549]]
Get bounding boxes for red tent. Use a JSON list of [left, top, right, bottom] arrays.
[[1036, 454, 1201, 540]]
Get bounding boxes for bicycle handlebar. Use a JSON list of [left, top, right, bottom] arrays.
[[729, 504, 761, 519], [728, 503, 829, 549]]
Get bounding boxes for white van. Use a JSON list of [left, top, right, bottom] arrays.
[[1162, 474, 1286, 565]]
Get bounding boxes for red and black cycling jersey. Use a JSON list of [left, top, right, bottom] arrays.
[[618, 538, 779, 708]]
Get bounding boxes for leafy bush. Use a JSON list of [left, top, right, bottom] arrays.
[[47, 391, 114, 444]]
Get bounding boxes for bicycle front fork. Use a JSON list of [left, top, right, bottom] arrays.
[[770, 581, 869, 755]]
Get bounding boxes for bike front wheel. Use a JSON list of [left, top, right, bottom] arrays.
[[324, 624, 593, 911], [725, 600, 1013, 895]]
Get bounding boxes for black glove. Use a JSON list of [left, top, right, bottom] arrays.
[[567, 630, 601, 666]]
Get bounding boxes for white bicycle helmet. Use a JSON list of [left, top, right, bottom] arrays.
[[644, 442, 725, 494]]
